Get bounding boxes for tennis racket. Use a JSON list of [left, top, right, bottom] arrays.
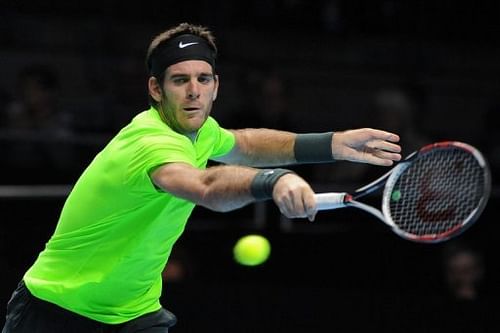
[[314, 141, 491, 243]]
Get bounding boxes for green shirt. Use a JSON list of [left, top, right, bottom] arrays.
[[23, 107, 235, 324]]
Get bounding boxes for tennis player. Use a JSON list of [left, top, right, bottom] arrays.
[[2, 22, 401, 332]]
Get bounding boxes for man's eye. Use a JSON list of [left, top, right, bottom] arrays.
[[199, 76, 212, 84], [172, 78, 188, 84]]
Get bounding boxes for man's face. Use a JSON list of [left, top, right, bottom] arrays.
[[157, 60, 218, 135]]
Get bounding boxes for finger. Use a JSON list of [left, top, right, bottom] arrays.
[[308, 212, 317, 222], [371, 148, 402, 161], [281, 190, 311, 219], [385, 132, 400, 143], [367, 129, 400, 143], [279, 194, 303, 219], [367, 139, 401, 153], [278, 203, 292, 219], [363, 156, 395, 166], [303, 191, 317, 222], [369, 153, 402, 166]]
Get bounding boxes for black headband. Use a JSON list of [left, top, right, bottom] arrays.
[[149, 34, 217, 78]]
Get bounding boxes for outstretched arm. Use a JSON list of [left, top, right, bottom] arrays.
[[151, 128, 401, 222], [151, 162, 317, 220], [214, 128, 402, 167]]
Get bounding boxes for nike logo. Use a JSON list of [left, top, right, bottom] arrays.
[[179, 41, 199, 48]]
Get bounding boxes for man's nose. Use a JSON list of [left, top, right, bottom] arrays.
[[187, 80, 200, 100]]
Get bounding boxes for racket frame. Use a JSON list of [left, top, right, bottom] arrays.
[[314, 141, 491, 243]]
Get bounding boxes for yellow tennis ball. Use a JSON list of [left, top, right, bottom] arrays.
[[233, 234, 271, 266]]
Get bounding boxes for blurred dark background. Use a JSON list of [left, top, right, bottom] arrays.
[[1, 1, 499, 332]]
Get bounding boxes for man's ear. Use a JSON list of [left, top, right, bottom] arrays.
[[148, 77, 162, 102], [213, 74, 219, 101]]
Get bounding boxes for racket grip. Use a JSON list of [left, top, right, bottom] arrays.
[[314, 192, 348, 211]]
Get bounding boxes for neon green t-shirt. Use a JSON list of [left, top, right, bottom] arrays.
[[23, 107, 235, 324]]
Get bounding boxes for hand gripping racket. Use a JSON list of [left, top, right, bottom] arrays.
[[314, 141, 491, 243]]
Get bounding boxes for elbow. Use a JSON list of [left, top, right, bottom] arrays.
[[199, 196, 232, 213], [198, 187, 240, 213], [210, 204, 234, 213], [198, 187, 226, 212]]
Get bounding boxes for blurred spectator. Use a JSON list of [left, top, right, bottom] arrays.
[[441, 240, 485, 301], [425, 239, 499, 332], [223, 67, 297, 131], [311, 84, 432, 186], [2, 64, 73, 134], [0, 64, 78, 183], [256, 69, 296, 130], [370, 86, 431, 153]]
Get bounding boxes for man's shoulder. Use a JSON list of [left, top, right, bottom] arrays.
[[131, 108, 160, 124]]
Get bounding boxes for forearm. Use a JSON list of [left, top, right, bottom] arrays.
[[152, 162, 316, 220], [227, 128, 297, 166], [197, 165, 258, 211], [198, 164, 317, 224], [152, 162, 261, 212], [219, 127, 401, 167]]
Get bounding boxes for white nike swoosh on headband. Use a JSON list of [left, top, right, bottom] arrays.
[[178, 41, 199, 48]]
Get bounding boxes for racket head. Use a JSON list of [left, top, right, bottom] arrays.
[[381, 141, 491, 243]]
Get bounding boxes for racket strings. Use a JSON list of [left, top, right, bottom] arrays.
[[388, 148, 486, 237]]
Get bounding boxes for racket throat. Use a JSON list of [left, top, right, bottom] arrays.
[[347, 200, 386, 223]]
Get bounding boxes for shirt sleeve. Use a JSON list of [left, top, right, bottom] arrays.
[[204, 117, 236, 158], [124, 126, 197, 191]]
